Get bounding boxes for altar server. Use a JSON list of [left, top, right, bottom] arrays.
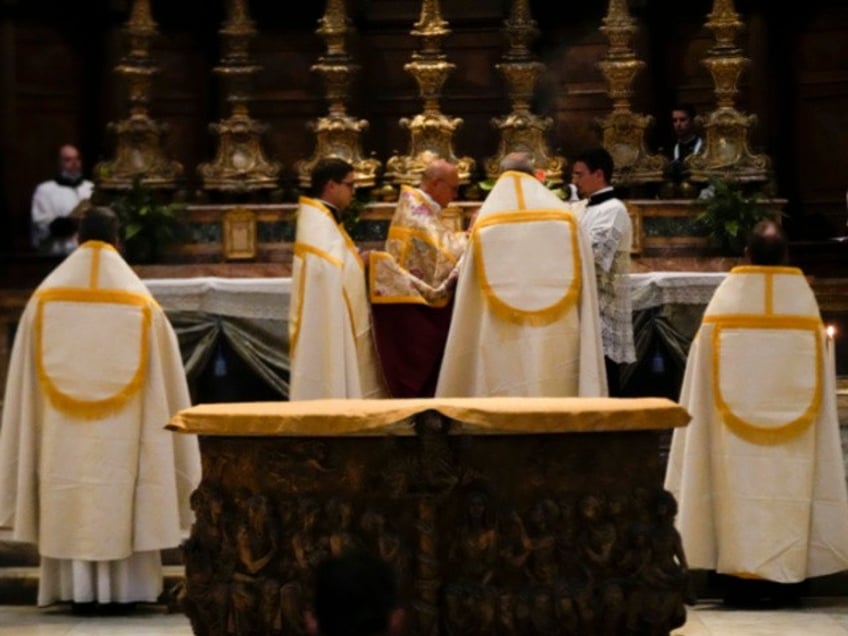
[[435, 155, 606, 397], [31, 144, 94, 256], [0, 206, 201, 607], [665, 219, 848, 595], [571, 147, 636, 396]]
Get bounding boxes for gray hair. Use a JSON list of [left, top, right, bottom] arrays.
[[499, 151, 535, 176]]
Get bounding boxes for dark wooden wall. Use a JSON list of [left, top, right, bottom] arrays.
[[2, 0, 847, 253]]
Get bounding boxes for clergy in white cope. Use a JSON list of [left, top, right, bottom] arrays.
[[664, 220, 848, 585], [435, 165, 607, 397], [0, 206, 201, 606], [289, 157, 386, 400]]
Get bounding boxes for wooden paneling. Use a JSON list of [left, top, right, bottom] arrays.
[[11, 23, 87, 232], [792, 8, 848, 234]]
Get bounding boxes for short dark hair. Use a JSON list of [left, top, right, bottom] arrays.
[[78, 206, 119, 245], [747, 219, 788, 265], [574, 147, 614, 184], [672, 103, 696, 119], [313, 550, 398, 636], [310, 157, 354, 198]]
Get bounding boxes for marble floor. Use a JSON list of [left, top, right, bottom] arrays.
[[1, 599, 848, 635]]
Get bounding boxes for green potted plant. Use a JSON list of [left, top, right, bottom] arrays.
[[109, 177, 186, 263], [695, 179, 772, 256]]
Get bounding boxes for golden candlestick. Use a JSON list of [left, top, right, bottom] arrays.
[[197, 0, 281, 193], [596, 0, 665, 188], [295, 0, 380, 189], [94, 0, 183, 190], [486, 0, 565, 184], [688, 0, 773, 188], [385, 0, 475, 187]]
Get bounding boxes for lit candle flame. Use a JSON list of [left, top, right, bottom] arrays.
[[827, 325, 837, 339]]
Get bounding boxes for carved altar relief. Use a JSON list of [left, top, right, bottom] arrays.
[[177, 408, 690, 636]]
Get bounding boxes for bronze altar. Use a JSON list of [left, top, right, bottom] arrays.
[[169, 396, 691, 636]]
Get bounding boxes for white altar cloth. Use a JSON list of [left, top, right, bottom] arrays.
[[628, 272, 727, 312], [144, 273, 725, 318], [144, 277, 292, 320]]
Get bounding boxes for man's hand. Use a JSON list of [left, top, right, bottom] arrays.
[[359, 249, 372, 275]]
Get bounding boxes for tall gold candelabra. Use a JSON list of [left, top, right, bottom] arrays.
[[94, 0, 183, 190], [688, 0, 772, 187], [596, 0, 665, 188], [197, 0, 281, 192], [486, 0, 564, 184], [385, 0, 475, 187], [295, 0, 380, 190]]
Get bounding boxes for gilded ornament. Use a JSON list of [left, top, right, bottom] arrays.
[[95, 0, 183, 190], [386, 0, 475, 186]]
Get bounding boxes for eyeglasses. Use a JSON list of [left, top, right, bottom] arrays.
[[339, 180, 355, 189]]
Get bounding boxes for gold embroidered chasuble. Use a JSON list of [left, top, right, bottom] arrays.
[[369, 185, 468, 306]]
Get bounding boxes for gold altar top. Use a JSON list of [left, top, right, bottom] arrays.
[[168, 397, 690, 436]]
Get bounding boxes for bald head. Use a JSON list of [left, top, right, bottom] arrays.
[[420, 159, 459, 208], [421, 159, 456, 184], [58, 144, 83, 180], [746, 219, 788, 266]]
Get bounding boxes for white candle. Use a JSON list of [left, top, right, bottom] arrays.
[[826, 324, 837, 371]]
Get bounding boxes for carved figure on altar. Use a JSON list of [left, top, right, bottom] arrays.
[[360, 508, 411, 594], [450, 490, 498, 585], [235, 494, 278, 576], [324, 497, 363, 557], [622, 492, 689, 634]]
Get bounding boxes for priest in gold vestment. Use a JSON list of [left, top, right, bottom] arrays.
[[665, 220, 848, 590], [368, 159, 468, 397], [435, 163, 607, 397], [0, 207, 201, 607]]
